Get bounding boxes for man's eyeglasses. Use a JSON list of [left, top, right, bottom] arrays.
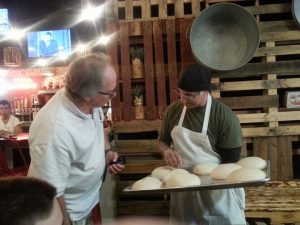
[[98, 89, 116, 99], [173, 88, 202, 100]]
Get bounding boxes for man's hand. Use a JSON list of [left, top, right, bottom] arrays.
[[106, 151, 125, 174], [163, 148, 183, 168]]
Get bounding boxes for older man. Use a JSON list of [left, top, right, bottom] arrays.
[[28, 53, 124, 225]]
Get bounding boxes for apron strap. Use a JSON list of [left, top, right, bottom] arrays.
[[202, 94, 212, 134], [178, 106, 187, 127]]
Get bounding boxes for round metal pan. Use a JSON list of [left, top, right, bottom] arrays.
[[292, 0, 300, 27], [190, 3, 260, 71]]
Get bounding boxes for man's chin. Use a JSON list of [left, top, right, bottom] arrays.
[[184, 103, 196, 108]]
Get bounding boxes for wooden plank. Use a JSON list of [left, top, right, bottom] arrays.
[[264, 41, 278, 128], [106, 22, 122, 121], [245, 211, 300, 224], [255, 45, 300, 57], [158, 0, 167, 19], [119, 22, 133, 120], [125, 0, 133, 20], [259, 20, 297, 33], [238, 111, 300, 124], [129, 21, 143, 36], [253, 137, 269, 160], [113, 120, 161, 133], [246, 3, 291, 16], [153, 20, 167, 118], [218, 78, 300, 91], [242, 125, 300, 137], [191, 0, 201, 17], [277, 136, 293, 181], [261, 31, 300, 42], [268, 137, 278, 180], [220, 95, 279, 109], [115, 139, 158, 154], [117, 201, 169, 215], [141, 0, 151, 20], [179, 18, 195, 69], [166, 19, 178, 102], [213, 60, 300, 78], [143, 21, 156, 120], [175, 0, 184, 18]]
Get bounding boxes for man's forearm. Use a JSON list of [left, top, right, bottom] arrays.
[[157, 140, 172, 156], [57, 195, 71, 225]]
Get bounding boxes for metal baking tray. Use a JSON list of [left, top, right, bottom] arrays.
[[123, 161, 270, 194]]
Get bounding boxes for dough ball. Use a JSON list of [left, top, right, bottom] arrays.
[[161, 169, 189, 183], [193, 162, 219, 175], [165, 173, 201, 188], [132, 177, 163, 190], [151, 166, 174, 180], [227, 168, 266, 182], [237, 156, 267, 169], [211, 163, 242, 180]]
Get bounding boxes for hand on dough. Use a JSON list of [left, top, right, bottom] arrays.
[[163, 149, 182, 168]]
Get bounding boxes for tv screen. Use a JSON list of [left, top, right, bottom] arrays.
[[27, 29, 71, 58], [0, 8, 10, 34]]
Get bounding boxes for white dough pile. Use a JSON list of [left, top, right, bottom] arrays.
[[132, 177, 163, 190], [161, 168, 189, 183], [237, 156, 267, 169], [193, 162, 219, 175], [151, 166, 174, 180], [165, 173, 201, 188], [227, 168, 266, 182], [211, 163, 242, 180]]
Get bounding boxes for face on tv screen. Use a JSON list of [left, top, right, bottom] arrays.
[[27, 29, 71, 58], [0, 8, 10, 34]]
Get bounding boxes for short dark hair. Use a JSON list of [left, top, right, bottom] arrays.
[[178, 64, 212, 92], [0, 177, 57, 225], [0, 99, 11, 108], [45, 31, 52, 36]]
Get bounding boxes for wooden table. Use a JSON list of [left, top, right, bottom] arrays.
[[0, 133, 29, 176]]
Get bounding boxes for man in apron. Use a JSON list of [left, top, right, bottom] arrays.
[[157, 64, 246, 225]]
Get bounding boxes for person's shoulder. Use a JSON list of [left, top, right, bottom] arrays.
[[212, 98, 233, 112], [165, 100, 182, 114]]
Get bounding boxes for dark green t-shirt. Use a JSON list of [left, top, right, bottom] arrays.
[[158, 98, 242, 154]]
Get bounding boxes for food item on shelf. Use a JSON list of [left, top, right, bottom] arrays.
[[132, 177, 163, 190], [165, 173, 201, 188], [151, 166, 174, 180], [161, 168, 189, 183], [211, 163, 242, 180], [237, 156, 267, 169], [227, 168, 266, 182], [193, 162, 219, 175]]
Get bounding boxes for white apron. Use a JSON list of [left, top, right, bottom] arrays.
[[170, 94, 246, 225]]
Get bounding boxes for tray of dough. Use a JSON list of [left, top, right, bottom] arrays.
[[123, 158, 270, 194]]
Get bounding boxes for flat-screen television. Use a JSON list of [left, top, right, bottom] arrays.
[[27, 29, 71, 58], [0, 8, 10, 34]]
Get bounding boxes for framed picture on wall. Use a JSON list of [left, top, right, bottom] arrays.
[[3, 47, 22, 67]]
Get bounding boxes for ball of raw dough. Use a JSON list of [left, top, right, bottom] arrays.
[[193, 162, 219, 175], [237, 156, 267, 169], [132, 177, 163, 190], [227, 168, 266, 182], [161, 168, 189, 183], [151, 166, 174, 180], [165, 173, 201, 188], [211, 163, 242, 180]]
